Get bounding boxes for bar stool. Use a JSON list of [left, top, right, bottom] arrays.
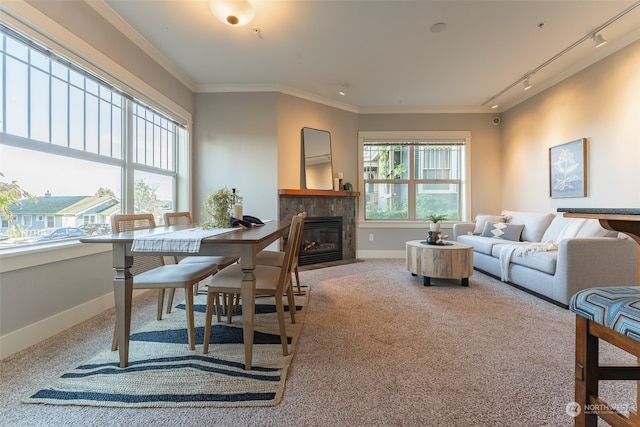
[[569, 286, 640, 426]]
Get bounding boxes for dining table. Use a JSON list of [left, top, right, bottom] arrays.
[[80, 219, 291, 370]]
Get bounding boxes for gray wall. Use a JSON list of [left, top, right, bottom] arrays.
[[501, 40, 640, 211], [193, 92, 279, 222]]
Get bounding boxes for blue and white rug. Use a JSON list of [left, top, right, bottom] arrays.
[[22, 289, 308, 408]]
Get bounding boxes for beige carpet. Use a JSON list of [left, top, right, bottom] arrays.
[[21, 289, 309, 408], [1, 259, 636, 426]]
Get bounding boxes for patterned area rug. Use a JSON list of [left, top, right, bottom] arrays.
[[22, 287, 309, 408]]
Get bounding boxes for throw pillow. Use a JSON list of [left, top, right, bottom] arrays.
[[473, 214, 505, 235], [481, 222, 524, 241]]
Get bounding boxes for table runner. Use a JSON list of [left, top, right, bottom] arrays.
[[131, 227, 236, 253]]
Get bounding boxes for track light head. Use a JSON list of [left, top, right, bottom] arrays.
[[490, 98, 499, 109], [523, 77, 532, 91], [592, 33, 607, 48]]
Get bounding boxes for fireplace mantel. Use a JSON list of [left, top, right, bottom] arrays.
[[278, 189, 360, 197]]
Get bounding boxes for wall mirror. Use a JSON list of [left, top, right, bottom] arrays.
[[302, 127, 333, 190]]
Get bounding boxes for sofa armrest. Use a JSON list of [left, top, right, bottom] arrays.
[[554, 237, 639, 303], [453, 222, 475, 240]]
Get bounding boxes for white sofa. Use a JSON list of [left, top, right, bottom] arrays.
[[453, 210, 638, 306]]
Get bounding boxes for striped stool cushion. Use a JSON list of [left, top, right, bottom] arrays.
[[570, 286, 640, 343]]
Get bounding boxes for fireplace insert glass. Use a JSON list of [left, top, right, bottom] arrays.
[[298, 216, 342, 266]]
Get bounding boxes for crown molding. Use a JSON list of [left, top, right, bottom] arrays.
[[196, 83, 362, 113], [87, 0, 196, 92]]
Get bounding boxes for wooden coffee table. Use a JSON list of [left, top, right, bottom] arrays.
[[406, 240, 474, 286]]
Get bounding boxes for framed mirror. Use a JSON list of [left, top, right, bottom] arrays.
[[302, 127, 333, 190]]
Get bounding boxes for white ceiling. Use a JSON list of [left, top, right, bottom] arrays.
[[98, 0, 640, 113]]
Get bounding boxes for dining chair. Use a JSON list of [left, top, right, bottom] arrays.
[[214, 211, 305, 324], [111, 213, 219, 351], [203, 213, 304, 357], [163, 212, 239, 314], [255, 211, 307, 295]]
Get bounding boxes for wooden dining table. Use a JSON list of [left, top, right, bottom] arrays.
[[80, 219, 291, 370]]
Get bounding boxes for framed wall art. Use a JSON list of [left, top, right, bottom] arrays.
[[549, 138, 587, 198]]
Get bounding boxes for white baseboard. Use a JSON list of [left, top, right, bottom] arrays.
[[357, 250, 405, 259], [0, 290, 144, 360]]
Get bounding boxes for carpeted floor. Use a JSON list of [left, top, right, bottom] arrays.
[[21, 290, 309, 408], [1, 259, 636, 426]]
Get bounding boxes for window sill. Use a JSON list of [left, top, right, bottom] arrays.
[[0, 241, 111, 273]]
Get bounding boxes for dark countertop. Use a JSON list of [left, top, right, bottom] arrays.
[[557, 208, 640, 215]]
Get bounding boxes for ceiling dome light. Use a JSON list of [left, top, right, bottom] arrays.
[[210, 0, 255, 27], [430, 22, 448, 33]]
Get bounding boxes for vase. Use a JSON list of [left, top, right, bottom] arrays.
[[429, 222, 440, 232]]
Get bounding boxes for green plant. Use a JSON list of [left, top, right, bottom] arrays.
[[201, 187, 240, 228], [0, 172, 35, 221], [426, 213, 448, 223]]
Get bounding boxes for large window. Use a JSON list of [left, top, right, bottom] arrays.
[[0, 24, 185, 248], [360, 131, 469, 222]]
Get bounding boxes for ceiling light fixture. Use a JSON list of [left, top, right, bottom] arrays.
[[338, 82, 350, 97], [592, 33, 607, 48], [490, 98, 499, 109], [430, 22, 448, 33], [210, 0, 255, 27], [481, 1, 639, 109], [523, 76, 532, 91]]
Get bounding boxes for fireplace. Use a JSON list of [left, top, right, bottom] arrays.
[[298, 216, 343, 266]]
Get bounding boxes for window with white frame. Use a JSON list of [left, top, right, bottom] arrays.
[[0, 24, 186, 248], [360, 131, 469, 222]]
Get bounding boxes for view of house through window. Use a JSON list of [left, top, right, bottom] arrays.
[[361, 133, 467, 221], [0, 24, 183, 249]]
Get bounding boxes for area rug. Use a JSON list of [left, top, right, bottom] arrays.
[[22, 288, 309, 408]]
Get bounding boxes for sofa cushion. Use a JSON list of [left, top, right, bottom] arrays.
[[575, 219, 619, 238], [481, 222, 524, 241], [541, 216, 586, 242], [502, 210, 555, 242], [457, 235, 502, 255], [491, 244, 558, 275], [473, 214, 505, 235]]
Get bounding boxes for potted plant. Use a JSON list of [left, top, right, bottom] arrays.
[[426, 213, 448, 232], [202, 187, 242, 228]]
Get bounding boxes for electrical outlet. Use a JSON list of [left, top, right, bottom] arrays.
[[369, 233, 374, 241]]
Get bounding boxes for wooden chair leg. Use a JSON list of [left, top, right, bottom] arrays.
[[574, 315, 599, 427], [226, 293, 233, 324], [166, 288, 176, 314], [632, 365, 640, 423], [294, 267, 302, 295], [275, 292, 288, 356], [203, 292, 215, 354], [214, 293, 222, 323], [185, 286, 195, 350], [156, 289, 165, 320], [111, 325, 118, 351], [286, 282, 296, 324]]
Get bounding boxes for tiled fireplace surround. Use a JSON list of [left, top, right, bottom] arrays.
[[278, 189, 358, 261]]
